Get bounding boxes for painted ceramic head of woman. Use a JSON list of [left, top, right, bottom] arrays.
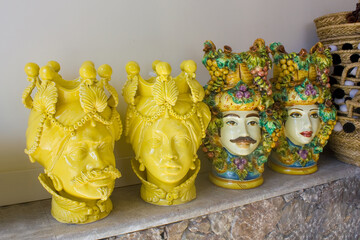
[[202, 39, 282, 189], [123, 60, 210, 206], [269, 42, 337, 175]]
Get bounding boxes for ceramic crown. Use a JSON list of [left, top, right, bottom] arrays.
[[202, 39, 273, 112], [270, 42, 333, 106], [22, 60, 122, 166]]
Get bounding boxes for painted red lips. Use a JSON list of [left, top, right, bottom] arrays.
[[300, 131, 313, 137]]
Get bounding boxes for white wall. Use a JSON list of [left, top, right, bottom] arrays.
[[0, 0, 355, 206]]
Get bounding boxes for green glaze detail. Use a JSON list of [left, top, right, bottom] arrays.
[[294, 78, 319, 101], [293, 55, 311, 71], [319, 104, 337, 123]]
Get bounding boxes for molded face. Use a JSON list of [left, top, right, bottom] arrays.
[[51, 124, 120, 200], [140, 118, 194, 185], [220, 110, 261, 156], [285, 104, 320, 146]]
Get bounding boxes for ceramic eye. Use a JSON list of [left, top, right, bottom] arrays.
[[174, 136, 191, 145], [290, 112, 302, 118], [226, 120, 237, 126], [247, 120, 258, 126], [151, 137, 162, 148], [69, 147, 87, 161], [310, 112, 319, 119], [99, 142, 111, 152]]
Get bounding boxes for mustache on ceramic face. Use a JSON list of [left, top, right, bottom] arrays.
[[230, 136, 257, 144], [72, 165, 121, 186]]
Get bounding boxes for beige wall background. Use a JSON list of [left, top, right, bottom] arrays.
[[0, 0, 355, 206]]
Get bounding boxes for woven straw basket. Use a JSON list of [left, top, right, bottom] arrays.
[[314, 12, 350, 29], [316, 23, 360, 40], [328, 116, 360, 167], [328, 63, 360, 166], [315, 5, 360, 166]]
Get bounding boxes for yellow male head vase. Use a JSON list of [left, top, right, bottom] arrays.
[[123, 60, 211, 206], [22, 61, 122, 224]]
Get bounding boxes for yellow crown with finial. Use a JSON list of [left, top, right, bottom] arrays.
[[122, 59, 209, 136], [22, 61, 122, 160]]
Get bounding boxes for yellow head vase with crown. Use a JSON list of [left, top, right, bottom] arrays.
[[123, 60, 210, 206], [22, 61, 122, 224], [268, 42, 337, 175]]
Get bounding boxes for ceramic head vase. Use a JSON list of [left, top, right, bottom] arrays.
[[22, 61, 122, 224], [202, 39, 282, 189], [123, 60, 211, 206], [269, 42, 337, 174]]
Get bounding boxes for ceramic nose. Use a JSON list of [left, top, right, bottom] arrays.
[[162, 141, 178, 160], [303, 114, 312, 130], [238, 119, 249, 137], [86, 150, 106, 171]]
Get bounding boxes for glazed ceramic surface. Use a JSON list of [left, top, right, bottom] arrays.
[[123, 60, 210, 206], [202, 39, 282, 189], [269, 42, 337, 175], [220, 110, 261, 156], [22, 61, 122, 224], [285, 104, 321, 146]]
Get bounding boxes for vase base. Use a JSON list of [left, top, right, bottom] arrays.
[[268, 160, 317, 175], [209, 173, 263, 189]]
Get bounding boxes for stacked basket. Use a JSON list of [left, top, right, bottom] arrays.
[[314, 5, 360, 166]]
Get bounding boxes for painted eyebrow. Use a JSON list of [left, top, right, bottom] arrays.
[[246, 113, 259, 118], [309, 109, 318, 112], [223, 113, 240, 118], [288, 108, 303, 111]]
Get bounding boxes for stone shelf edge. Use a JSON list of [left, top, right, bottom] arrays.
[[1, 153, 359, 240]]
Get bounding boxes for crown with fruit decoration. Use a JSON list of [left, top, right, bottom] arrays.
[[270, 42, 333, 106], [202, 39, 273, 112], [122, 60, 209, 138], [22, 61, 122, 162]]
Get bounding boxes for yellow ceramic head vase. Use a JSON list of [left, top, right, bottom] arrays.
[[22, 61, 122, 224], [123, 60, 211, 206]]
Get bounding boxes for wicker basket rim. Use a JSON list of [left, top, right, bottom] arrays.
[[337, 115, 360, 122], [322, 35, 360, 42], [317, 22, 360, 31], [314, 11, 350, 23], [331, 49, 360, 54], [332, 84, 360, 89]]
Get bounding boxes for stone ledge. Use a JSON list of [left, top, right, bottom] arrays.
[[0, 153, 359, 240]]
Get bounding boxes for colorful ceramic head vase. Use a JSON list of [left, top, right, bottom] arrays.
[[22, 61, 122, 224], [269, 42, 337, 174], [202, 39, 282, 189], [123, 60, 211, 206]]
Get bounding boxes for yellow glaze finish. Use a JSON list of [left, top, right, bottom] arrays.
[[123, 60, 211, 206], [209, 173, 263, 189], [268, 160, 317, 175], [22, 61, 122, 224]]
